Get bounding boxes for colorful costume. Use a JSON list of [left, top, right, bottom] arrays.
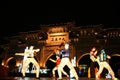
[[57, 43, 78, 80], [90, 48, 118, 80], [49, 54, 69, 77]]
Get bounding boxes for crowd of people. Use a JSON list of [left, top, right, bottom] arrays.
[[0, 42, 119, 80]]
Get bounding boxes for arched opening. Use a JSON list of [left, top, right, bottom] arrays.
[[78, 54, 99, 78], [7, 57, 18, 76], [109, 55, 120, 78], [46, 54, 56, 77], [78, 55, 91, 77]]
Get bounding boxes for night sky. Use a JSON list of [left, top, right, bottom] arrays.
[[0, 1, 120, 37]]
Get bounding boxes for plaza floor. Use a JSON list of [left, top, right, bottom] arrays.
[[0, 77, 119, 80]]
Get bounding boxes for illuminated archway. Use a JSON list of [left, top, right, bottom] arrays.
[[45, 54, 56, 69], [111, 54, 120, 57], [109, 53, 120, 78], [45, 54, 56, 77], [45, 53, 55, 68], [77, 53, 92, 77], [5, 57, 14, 66], [77, 53, 90, 66]]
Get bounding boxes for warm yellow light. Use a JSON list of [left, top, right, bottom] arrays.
[[2, 62, 4, 66], [16, 62, 21, 67]]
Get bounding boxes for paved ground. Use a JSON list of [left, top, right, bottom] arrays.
[[0, 77, 119, 80]]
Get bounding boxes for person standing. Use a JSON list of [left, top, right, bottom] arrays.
[[49, 53, 69, 77], [15, 46, 40, 79], [89, 47, 97, 78], [57, 43, 78, 80], [90, 48, 118, 80]]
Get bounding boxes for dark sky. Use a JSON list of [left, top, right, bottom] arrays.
[[0, 1, 120, 37]]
